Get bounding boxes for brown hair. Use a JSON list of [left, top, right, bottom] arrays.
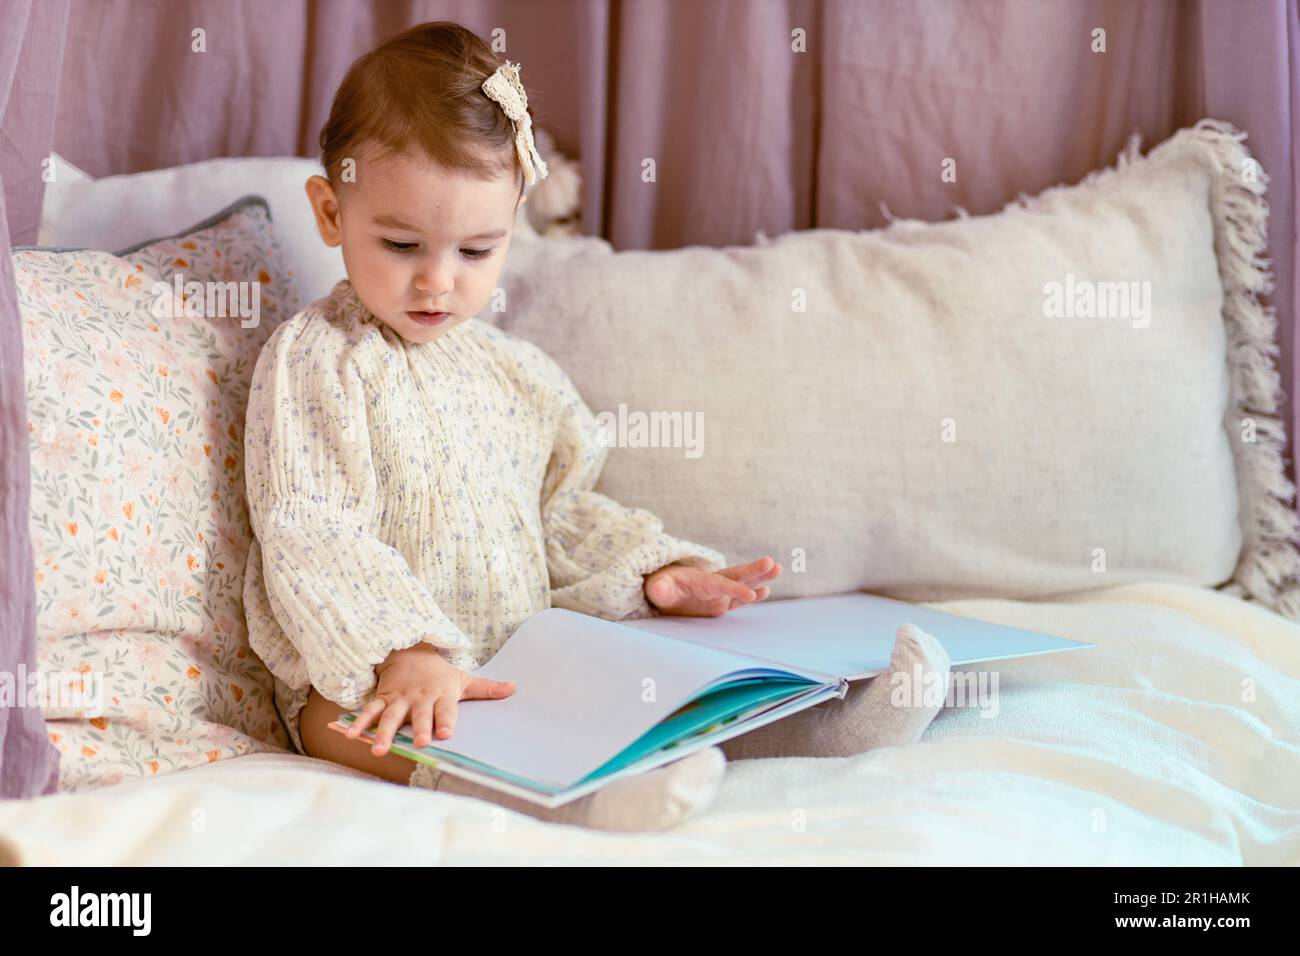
[[318, 20, 533, 198]]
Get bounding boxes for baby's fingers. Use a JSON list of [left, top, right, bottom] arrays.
[[433, 696, 459, 741], [729, 586, 770, 610], [347, 696, 387, 739], [721, 556, 779, 587], [463, 676, 517, 701], [372, 699, 411, 756], [410, 696, 436, 748], [714, 574, 756, 603], [746, 560, 782, 587]]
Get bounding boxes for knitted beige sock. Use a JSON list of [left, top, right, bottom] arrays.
[[719, 623, 951, 760], [409, 745, 726, 833]]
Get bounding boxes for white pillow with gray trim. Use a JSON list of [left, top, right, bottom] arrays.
[[492, 119, 1300, 620]]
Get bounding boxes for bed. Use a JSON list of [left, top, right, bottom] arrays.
[[4, 580, 1295, 866]]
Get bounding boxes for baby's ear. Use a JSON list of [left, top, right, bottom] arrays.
[[305, 175, 343, 248]]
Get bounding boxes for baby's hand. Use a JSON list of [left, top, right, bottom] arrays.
[[343, 643, 516, 757], [644, 556, 782, 617]]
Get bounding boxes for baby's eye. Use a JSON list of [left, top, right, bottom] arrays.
[[380, 239, 493, 261]]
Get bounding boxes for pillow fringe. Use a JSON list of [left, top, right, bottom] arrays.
[[1182, 119, 1300, 621]]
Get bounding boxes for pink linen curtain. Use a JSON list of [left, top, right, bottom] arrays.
[[2, 0, 1297, 798], [0, 0, 68, 798]]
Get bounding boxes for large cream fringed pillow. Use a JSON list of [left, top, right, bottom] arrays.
[[492, 119, 1300, 621]]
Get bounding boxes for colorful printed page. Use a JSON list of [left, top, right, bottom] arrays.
[[576, 676, 816, 782]]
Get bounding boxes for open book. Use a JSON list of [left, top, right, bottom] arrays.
[[329, 590, 1093, 808]]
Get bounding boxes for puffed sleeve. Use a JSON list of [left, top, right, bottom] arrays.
[[243, 315, 474, 710], [531, 345, 728, 621]]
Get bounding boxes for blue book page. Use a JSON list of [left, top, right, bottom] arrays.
[[620, 590, 1094, 680]]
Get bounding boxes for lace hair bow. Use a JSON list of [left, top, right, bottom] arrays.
[[481, 60, 550, 186]]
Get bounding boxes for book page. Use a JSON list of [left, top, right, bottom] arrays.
[[620, 591, 1093, 680], [403, 607, 829, 790]]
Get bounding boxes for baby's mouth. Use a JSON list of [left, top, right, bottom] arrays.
[[407, 310, 451, 327]]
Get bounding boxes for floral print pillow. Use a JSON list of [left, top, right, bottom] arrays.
[[14, 197, 303, 790]]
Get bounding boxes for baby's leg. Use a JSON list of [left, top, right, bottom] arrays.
[[409, 747, 726, 833], [719, 623, 951, 760], [298, 685, 426, 783]]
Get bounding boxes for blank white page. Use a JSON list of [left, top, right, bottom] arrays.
[[423, 607, 824, 789]]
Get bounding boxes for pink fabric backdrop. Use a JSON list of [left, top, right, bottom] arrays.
[[36, 0, 1300, 459], [0, 0, 66, 799], [1, 0, 1297, 798]]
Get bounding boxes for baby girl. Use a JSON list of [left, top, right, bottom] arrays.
[[242, 20, 952, 833]]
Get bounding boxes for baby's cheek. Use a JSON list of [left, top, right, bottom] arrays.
[[345, 249, 402, 313], [467, 272, 501, 316]]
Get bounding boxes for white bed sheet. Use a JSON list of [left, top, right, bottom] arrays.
[[3, 581, 1297, 865]]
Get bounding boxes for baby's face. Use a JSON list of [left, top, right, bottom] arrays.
[[306, 145, 523, 345]]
